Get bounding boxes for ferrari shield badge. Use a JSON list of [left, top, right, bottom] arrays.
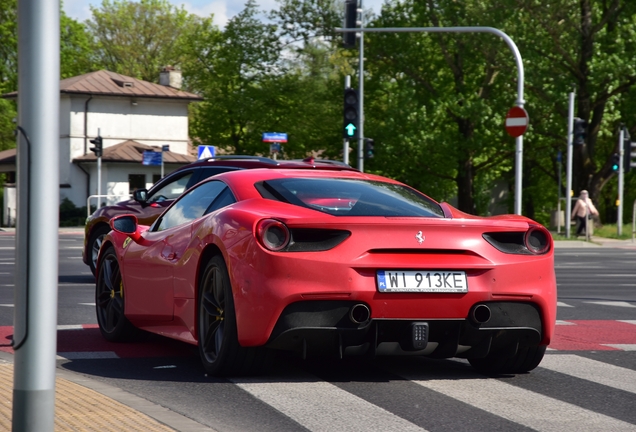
[[123, 237, 132, 249], [415, 231, 425, 244]]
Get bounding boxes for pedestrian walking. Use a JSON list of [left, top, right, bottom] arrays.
[[571, 190, 598, 236]]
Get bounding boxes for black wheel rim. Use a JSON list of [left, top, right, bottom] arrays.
[[96, 253, 124, 333], [91, 232, 107, 270], [200, 265, 225, 364]]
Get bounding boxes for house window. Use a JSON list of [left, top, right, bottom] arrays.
[[152, 174, 161, 185], [129, 174, 146, 192]]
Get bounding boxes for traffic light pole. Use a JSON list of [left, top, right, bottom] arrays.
[[357, 1, 365, 173], [618, 127, 625, 236], [565, 91, 575, 239], [344, 75, 351, 165], [97, 128, 102, 208], [337, 25, 526, 214]]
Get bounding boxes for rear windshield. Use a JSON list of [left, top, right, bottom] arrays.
[[256, 178, 444, 217]]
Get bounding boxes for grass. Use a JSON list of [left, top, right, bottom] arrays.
[[551, 223, 635, 240]]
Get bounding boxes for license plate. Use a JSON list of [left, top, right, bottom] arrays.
[[377, 270, 468, 293]]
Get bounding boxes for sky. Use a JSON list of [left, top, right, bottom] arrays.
[[63, 0, 388, 28]]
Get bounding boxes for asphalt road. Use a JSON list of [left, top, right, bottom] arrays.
[[0, 232, 635, 431]]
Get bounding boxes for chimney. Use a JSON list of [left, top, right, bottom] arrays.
[[159, 66, 182, 89]]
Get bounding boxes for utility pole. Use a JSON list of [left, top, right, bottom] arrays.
[[14, 0, 60, 429], [618, 126, 625, 236], [565, 90, 575, 238], [357, 0, 365, 173], [343, 75, 351, 165]]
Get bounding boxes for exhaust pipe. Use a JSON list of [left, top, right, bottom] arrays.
[[471, 304, 491, 324], [349, 303, 370, 324]]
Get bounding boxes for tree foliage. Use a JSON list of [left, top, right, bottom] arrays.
[[87, 0, 196, 82]]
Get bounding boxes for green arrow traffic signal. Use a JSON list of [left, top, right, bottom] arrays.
[[345, 123, 356, 137]]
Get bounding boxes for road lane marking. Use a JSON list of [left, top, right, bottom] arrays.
[[602, 344, 636, 351], [232, 375, 427, 432], [57, 352, 119, 360], [399, 370, 636, 431], [540, 354, 636, 394], [584, 301, 636, 308], [557, 302, 573, 307]]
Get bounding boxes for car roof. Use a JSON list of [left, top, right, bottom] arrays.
[[176, 155, 358, 172]]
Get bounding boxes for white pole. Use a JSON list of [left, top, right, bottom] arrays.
[[618, 127, 624, 236], [344, 75, 351, 165], [97, 127, 102, 207], [357, 0, 364, 172], [565, 91, 575, 238]]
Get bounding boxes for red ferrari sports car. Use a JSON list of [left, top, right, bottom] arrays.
[[97, 168, 556, 376]]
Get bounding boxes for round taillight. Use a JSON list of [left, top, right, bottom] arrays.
[[524, 226, 550, 254], [256, 219, 290, 252]]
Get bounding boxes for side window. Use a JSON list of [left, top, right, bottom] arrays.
[[147, 172, 193, 204], [154, 181, 229, 231]]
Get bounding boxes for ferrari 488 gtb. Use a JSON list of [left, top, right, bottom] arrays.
[[96, 168, 556, 376]]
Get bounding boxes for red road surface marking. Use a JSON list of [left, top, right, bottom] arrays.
[[0, 325, 195, 358], [551, 320, 636, 351], [1, 321, 634, 356]]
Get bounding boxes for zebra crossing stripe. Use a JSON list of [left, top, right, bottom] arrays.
[[231, 376, 426, 432], [400, 372, 635, 431], [540, 354, 636, 394]]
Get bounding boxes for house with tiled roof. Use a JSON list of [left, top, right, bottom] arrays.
[[1, 68, 202, 224]]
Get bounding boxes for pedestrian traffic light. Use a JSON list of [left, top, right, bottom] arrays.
[[343, 0, 357, 49], [611, 153, 620, 172], [90, 136, 103, 158], [364, 138, 374, 159], [343, 88, 359, 139], [573, 118, 587, 145]]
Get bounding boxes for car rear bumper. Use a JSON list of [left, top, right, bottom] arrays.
[[265, 300, 543, 359]]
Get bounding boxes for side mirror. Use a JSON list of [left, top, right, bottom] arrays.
[[110, 214, 142, 242], [133, 189, 148, 203]]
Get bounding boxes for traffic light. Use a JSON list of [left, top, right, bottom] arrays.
[[90, 136, 103, 158], [573, 118, 587, 145], [611, 153, 620, 172], [343, 88, 359, 139], [364, 138, 374, 159], [343, 0, 357, 49]]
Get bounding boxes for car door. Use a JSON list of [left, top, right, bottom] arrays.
[[122, 180, 232, 320]]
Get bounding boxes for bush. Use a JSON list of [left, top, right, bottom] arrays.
[[59, 197, 87, 227]]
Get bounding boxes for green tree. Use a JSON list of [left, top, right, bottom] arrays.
[[364, 0, 519, 213], [88, 0, 196, 82], [61, 12, 95, 79], [185, 1, 284, 155]]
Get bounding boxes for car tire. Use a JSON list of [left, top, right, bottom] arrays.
[[198, 255, 272, 376], [88, 225, 111, 276], [468, 344, 547, 374], [95, 246, 136, 342]]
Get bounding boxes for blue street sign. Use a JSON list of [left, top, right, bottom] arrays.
[[556, 150, 562, 162], [142, 150, 162, 166], [262, 132, 288, 143], [270, 143, 281, 153], [198, 145, 216, 159], [345, 123, 356, 137]]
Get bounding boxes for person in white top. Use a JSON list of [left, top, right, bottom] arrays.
[[571, 190, 599, 236]]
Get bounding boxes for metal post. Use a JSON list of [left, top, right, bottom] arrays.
[[618, 127, 625, 236], [97, 128, 102, 208], [14, 0, 60, 429], [357, 0, 364, 173], [344, 75, 351, 165], [336, 26, 525, 210], [565, 91, 575, 238], [557, 151, 562, 234]]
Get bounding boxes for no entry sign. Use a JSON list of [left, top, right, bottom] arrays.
[[505, 106, 529, 138]]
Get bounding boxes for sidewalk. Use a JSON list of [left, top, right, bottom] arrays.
[[0, 351, 215, 431], [553, 235, 636, 249]]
